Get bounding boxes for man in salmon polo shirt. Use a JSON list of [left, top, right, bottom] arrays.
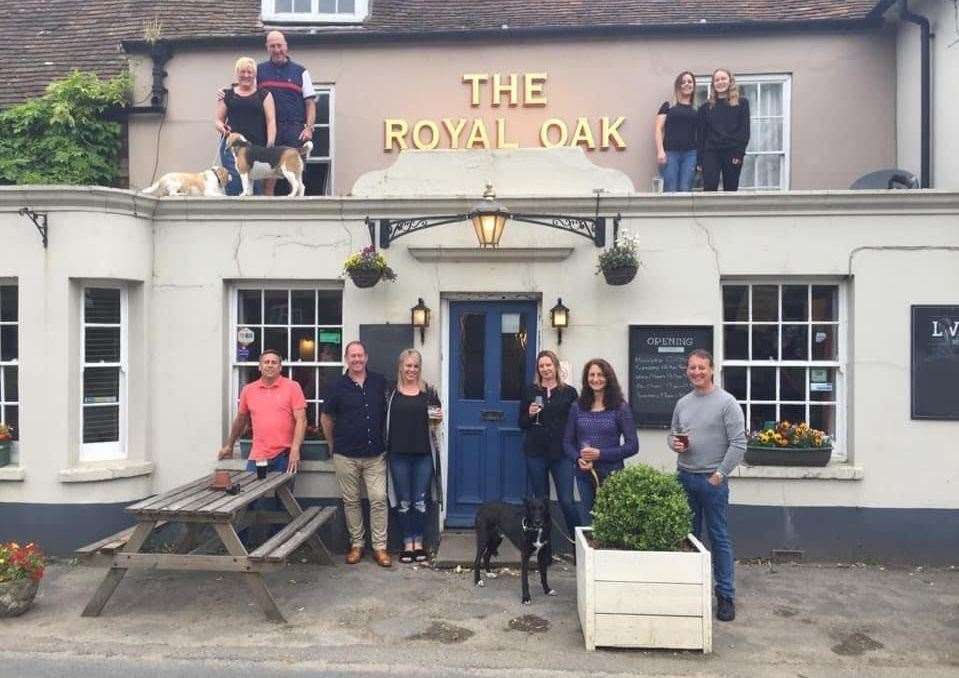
[[218, 349, 307, 476]]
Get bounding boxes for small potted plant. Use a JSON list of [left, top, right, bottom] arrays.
[[0, 423, 13, 467], [343, 245, 397, 288], [0, 542, 45, 617], [576, 464, 712, 652], [596, 227, 640, 285], [745, 421, 833, 467]]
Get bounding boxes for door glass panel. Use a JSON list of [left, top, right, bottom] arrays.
[[459, 313, 485, 399], [500, 313, 527, 401]]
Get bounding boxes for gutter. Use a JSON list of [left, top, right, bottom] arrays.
[[899, 0, 932, 188]]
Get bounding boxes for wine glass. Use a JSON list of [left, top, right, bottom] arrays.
[[533, 395, 544, 425]]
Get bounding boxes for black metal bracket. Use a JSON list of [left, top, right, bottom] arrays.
[[18, 207, 48, 248], [367, 212, 614, 249]]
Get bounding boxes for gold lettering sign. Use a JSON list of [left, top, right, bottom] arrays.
[[384, 72, 627, 152]]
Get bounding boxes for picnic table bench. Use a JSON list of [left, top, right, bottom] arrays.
[[77, 470, 337, 622]]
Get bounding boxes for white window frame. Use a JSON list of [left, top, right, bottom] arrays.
[[695, 73, 792, 191], [228, 283, 344, 449], [307, 87, 334, 196], [261, 0, 369, 23], [0, 281, 18, 459], [720, 279, 847, 461], [80, 284, 128, 462]]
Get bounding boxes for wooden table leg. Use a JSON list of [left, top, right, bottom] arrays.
[[81, 521, 156, 617], [212, 522, 286, 623], [276, 485, 335, 566]]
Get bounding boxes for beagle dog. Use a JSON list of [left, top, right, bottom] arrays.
[[224, 132, 313, 197], [142, 166, 230, 197]]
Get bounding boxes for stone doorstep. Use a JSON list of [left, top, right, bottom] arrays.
[[433, 529, 524, 569]]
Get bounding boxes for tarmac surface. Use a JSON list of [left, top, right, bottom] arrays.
[[1, 555, 958, 677]]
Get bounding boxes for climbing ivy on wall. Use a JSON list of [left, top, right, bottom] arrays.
[[0, 70, 131, 186]]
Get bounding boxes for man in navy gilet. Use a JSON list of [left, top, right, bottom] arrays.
[[258, 31, 317, 196]]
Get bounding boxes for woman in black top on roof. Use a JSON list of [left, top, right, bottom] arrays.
[[214, 56, 276, 196], [698, 68, 751, 192], [655, 70, 699, 192]]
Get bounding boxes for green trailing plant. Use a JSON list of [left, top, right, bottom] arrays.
[[0, 70, 132, 186], [591, 464, 692, 552]]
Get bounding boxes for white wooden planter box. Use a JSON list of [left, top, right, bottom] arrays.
[[575, 526, 712, 653]]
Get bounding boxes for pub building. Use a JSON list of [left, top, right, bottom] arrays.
[[0, 0, 957, 562]]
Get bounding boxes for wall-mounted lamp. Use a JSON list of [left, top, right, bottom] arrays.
[[468, 183, 510, 248], [550, 298, 570, 345], [298, 337, 316, 361], [411, 298, 431, 343]]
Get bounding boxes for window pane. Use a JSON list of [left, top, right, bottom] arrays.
[[318, 0, 335, 11], [809, 404, 836, 438], [3, 365, 17, 402], [85, 327, 121, 363], [294, 0, 311, 11], [738, 153, 756, 189], [809, 367, 837, 402], [755, 155, 782, 189], [83, 405, 119, 443], [750, 367, 776, 401], [752, 325, 778, 360], [750, 404, 776, 433], [291, 290, 316, 325], [292, 327, 316, 362], [0, 285, 16, 322], [781, 404, 805, 425], [3, 405, 16, 440], [723, 285, 749, 321], [317, 291, 342, 324], [780, 367, 806, 401], [724, 325, 748, 360], [291, 366, 316, 400], [317, 93, 330, 123], [760, 83, 783, 116], [275, 0, 292, 12], [752, 285, 778, 321], [312, 127, 330, 158], [812, 325, 837, 360], [460, 313, 485, 399], [317, 366, 341, 404], [740, 83, 758, 105], [781, 324, 808, 360], [264, 327, 289, 359], [782, 285, 808, 321], [751, 119, 783, 153], [236, 326, 261, 363], [339, 0, 355, 11], [84, 288, 121, 323], [0, 325, 16, 362], [318, 328, 342, 362], [812, 285, 838, 321], [238, 289, 261, 325], [83, 367, 119, 403], [305, 163, 330, 196], [239, 366, 260, 386], [723, 366, 746, 400], [500, 313, 527, 401], [264, 290, 288, 324]]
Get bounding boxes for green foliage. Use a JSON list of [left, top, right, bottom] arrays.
[[591, 464, 692, 552], [0, 70, 131, 186]]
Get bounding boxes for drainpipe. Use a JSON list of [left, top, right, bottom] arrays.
[[900, 0, 931, 188]]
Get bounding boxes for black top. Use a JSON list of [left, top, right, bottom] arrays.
[[699, 98, 751, 155], [223, 87, 269, 146], [387, 391, 432, 455], [657, 101, 698, 151], [322, 371, 387, 458], [518, 383, 579, 460]]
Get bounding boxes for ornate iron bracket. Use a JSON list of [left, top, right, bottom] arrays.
[[18, 207, 49, 248], [366, 213, 615, 249]]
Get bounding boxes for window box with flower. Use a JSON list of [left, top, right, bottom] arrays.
[[0, 542, 45, 617], [596, 228, 640, 285], [0, 423, 13, 468], [343, 246, 397, 288], [745, 421, 832, 467]]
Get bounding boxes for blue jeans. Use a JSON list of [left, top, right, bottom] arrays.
[[678, 470, 735, 600], [525, 455, 579, 537], [218, 137, 262, 196], [661, 149, 698, 192], [574, 466, 612, 526], [389, 453, 433, 542]]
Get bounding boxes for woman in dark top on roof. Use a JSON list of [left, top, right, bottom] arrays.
[[563, 358, 639, 525], [214, 56, 276, 196], [655, 70, 699, 192], [698, 68, 751, 192]]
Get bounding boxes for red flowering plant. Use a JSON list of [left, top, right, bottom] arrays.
[[0, 423, 13, 441], [0, 542, 45, 583]]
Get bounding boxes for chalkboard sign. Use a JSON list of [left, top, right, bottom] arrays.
[[911, 306, 959, 420], [359, 323, 414, 383], [629, 325, 714, 428]]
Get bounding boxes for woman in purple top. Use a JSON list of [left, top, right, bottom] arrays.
[[563, 358, 639, 525]]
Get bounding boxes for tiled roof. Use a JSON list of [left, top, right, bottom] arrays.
[[3, 1, 882, 108]]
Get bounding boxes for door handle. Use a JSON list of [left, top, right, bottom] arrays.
[[480, 409, 505, 421]]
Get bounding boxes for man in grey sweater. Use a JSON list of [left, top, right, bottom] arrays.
[[670, 349, 746, 622]]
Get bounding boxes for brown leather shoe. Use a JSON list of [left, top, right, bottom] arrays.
[[372, 548, 392, 568], [345, 546, 364, 565]]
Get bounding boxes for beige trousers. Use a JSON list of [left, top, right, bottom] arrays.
[[332, 452, 389, 550]]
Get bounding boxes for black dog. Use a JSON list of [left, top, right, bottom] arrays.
[[473, 498, 555, 605]]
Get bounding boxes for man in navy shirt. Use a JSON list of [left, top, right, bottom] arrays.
[[321, 341, 391, 567]]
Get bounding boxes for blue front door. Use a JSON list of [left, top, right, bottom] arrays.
[[447, 301, 537, 527]]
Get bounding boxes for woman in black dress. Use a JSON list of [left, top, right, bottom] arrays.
[[698, 68, 751, 192]]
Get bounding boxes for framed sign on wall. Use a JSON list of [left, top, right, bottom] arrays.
[[911, 305, 959, 420]]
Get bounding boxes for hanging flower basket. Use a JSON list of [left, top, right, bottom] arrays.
[[596, 227, 640, 286], [349, 269, 383, 288], [343, 246, 397, 289], [601, 264, 638, 286]]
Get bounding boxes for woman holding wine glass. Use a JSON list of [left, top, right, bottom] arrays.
[[518, 350, 580, 537]]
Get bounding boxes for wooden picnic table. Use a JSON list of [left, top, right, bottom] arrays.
[[78, 470, 336, 623]]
